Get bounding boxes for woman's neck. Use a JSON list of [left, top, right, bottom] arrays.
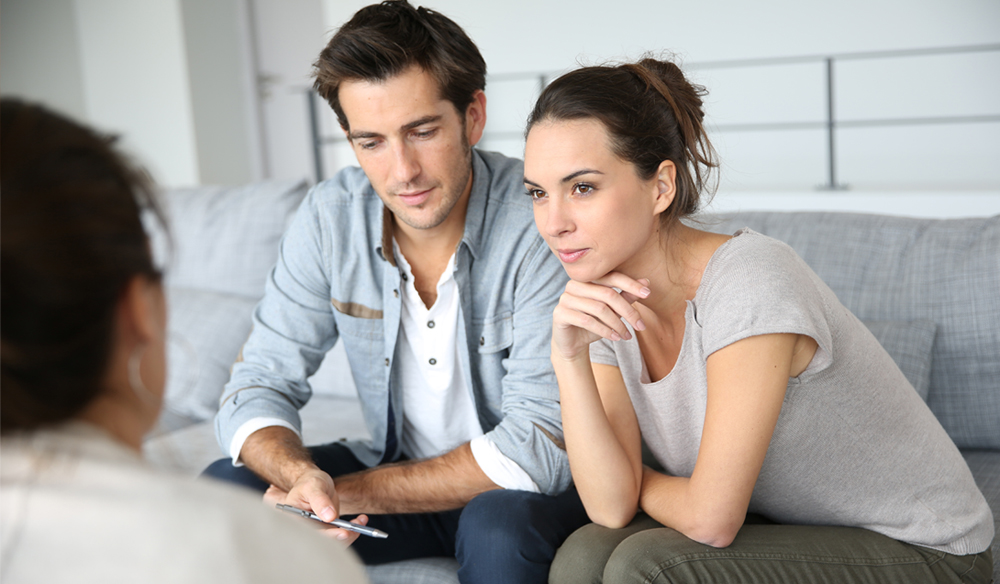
[[77, 392, 154, 453], [619, 223, 717, 319]]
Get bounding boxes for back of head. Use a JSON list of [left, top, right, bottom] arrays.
[[0, 99, 163, 433], [527, 57, 718, 228], [313, 0, 486, 130]]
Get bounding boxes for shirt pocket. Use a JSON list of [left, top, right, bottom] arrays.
[[332, 299, 383, 341], [475, 312, 513, 354]]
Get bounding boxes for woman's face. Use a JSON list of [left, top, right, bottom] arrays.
[[524, 118, 667, 282]]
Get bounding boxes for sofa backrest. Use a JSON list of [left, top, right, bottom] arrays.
[[702, 211, 1000, 450]]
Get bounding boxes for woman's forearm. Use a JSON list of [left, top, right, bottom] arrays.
[[554, 351, 642, 528]]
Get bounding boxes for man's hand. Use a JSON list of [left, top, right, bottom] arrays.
[[263, 468, 339, 522], [263, 472, 372, 545]]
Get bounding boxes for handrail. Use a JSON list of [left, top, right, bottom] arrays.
[[306, 43, 1000, 187]]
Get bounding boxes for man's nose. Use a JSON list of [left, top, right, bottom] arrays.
[[391, 142, 420, 185]]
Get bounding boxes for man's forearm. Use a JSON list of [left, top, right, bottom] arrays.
[[240, 426, 319, 490], [335, 442, 499, 515]]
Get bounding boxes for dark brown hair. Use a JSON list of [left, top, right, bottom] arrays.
[[1, 99, 165, 433], [313, 0, 487, 130], [526, 57, 718, 227]]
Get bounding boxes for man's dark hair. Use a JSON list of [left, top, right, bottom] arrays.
[[313, 0, 486, 130]]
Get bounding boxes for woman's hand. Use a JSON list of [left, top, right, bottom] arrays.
[[551, 273, 651, 361]]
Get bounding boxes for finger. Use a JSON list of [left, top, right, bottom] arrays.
[[619, 278, 651, 305], [592, 273, 651, 314], [301, 483, 339, 522], [555, 297, 632, 342], [562, 283, 643, 337], [262, 485, 287, 506], [319, 514, 369, 546], [571, 277, 647, 332]]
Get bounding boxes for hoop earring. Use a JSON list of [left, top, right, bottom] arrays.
[[128, 346, 157, 406]]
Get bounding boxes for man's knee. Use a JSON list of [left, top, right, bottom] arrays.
[[458, 489, 550, 546]]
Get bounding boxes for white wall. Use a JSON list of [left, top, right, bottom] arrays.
[[1, 0, 88, 121], [2, 0, 261, 188], [73, 0, 201, 187], [315, 0, 1000, 218]]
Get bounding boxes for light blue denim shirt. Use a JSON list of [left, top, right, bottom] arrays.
[[215, 149, 573, 495]]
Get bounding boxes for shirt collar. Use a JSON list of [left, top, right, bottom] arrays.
[[378, 149, 491, 267]]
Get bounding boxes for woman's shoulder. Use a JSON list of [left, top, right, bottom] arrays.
[[0, 426, 367, 584], [696, 228, 809, 302]]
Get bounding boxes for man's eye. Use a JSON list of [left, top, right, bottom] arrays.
[[359, 141, 379, 150], [413, 129, 436, 139]]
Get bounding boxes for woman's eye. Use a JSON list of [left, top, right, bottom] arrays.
[[525, 189, 547, 200], [573, 183, 594, 195]]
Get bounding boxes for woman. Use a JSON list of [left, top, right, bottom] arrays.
[[0, 99, 369, 583], [522, 59, 993, 582]]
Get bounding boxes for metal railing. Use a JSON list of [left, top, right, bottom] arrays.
[[306, 43, 1000, 187]]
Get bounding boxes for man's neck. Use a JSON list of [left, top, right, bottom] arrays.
[[395, 180, 472, 309]]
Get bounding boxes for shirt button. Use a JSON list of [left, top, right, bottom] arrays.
[[427, 320, 435, 328], [479, 337, 485, 346], [393, 289, 399, 298], [429, 358, 437, 365], [385, 358, 390, 366]]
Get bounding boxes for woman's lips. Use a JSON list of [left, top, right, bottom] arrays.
[[557, 248, 589, 263], [397, 189, 432, 206]]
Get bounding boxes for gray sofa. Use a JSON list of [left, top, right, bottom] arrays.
[[143, 177, 998, 581]]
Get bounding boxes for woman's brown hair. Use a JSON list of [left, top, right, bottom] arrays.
[[526, 57, 718, 228], [1, 99, 165, 433]]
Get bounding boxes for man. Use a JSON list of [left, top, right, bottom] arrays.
[[202, 2, 589, 582]]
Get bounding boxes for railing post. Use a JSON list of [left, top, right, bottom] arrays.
[[823, 57, 846, 190], [306, 90, 324, 184]]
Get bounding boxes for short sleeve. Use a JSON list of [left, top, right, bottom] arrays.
[[589, 337, 620, 367], [695, 230, 834, 380]]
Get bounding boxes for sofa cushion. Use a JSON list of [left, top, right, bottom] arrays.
[[162, 287, 257, 421], [704, 212, 1000, 449], [152, 179, 310, 299], [366, 558, 460, 584], [862, 320, 936, 401]]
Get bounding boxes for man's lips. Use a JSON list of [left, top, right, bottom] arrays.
[[396, 189, 432, 206], [556, 248, 589, 263]]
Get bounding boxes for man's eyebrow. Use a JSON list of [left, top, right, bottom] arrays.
[[347, 115, 442, 141], [401, 115, 441, 132], [523, 169, 604, 188]]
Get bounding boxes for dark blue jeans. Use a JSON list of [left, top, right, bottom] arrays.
[[202, 443, 590, 584]]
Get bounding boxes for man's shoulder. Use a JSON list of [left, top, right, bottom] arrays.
[[309, 165, 380, 208], [474, 149, 534, 218]]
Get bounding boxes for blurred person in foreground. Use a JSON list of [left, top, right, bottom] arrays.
[[0, 98, 369, 584]]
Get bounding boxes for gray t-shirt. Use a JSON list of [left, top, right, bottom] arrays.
[[590, 229, 994, 555]]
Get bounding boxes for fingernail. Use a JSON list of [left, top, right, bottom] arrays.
[[639, 287, 651, 297], [610, 332, 622, 341], [636, 319, 647, 331], [320, 507, 335, 521]]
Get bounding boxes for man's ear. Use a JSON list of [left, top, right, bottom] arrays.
[[653, 160, 677, 215], [465, 90, 487, 147]]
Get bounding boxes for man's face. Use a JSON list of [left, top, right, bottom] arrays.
[[339, 66, 485, 235]]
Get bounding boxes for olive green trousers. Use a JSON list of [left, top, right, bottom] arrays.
[[550, 514, 993, 584]]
